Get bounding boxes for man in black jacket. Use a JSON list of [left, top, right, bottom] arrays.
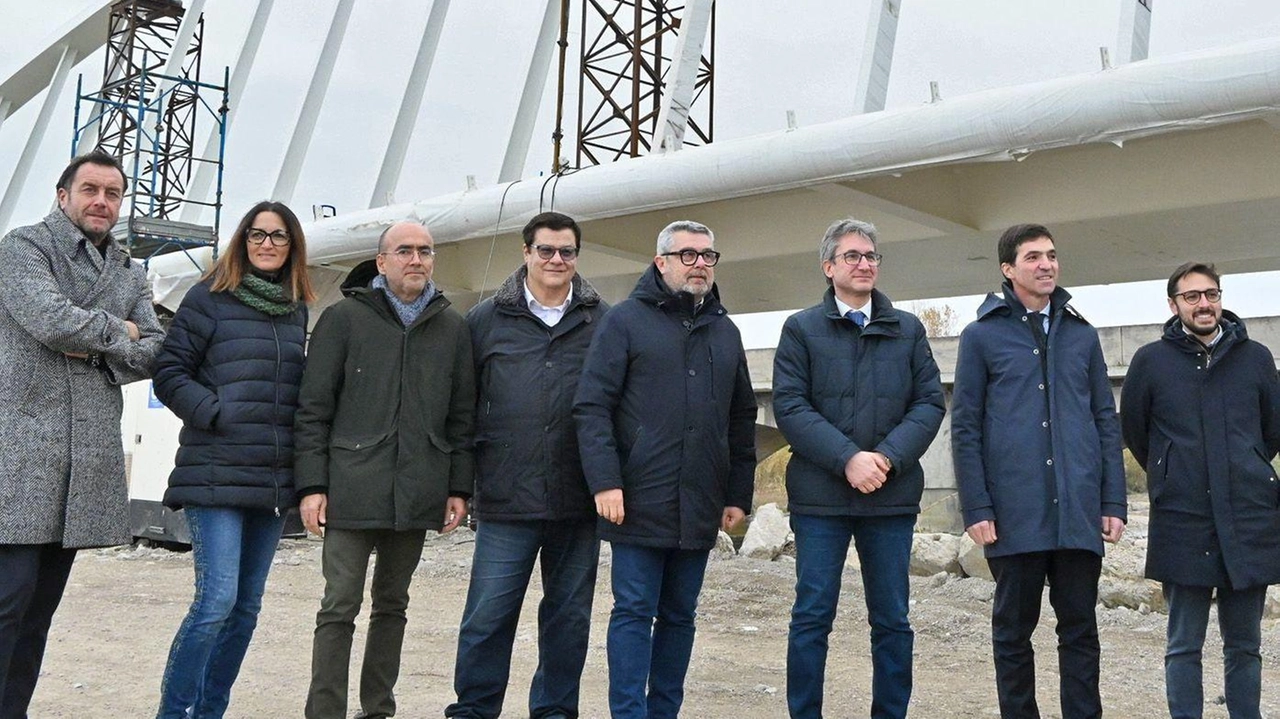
[[773, 218, 945, 719], [575, 220, 756, 719], [447, 212, 608, 719], [1121, 262, 1280, 718], [296, 221, 475, 719]]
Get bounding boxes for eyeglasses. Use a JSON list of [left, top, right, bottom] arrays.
[[661, 249, 721, 267], [247, 228, 291, 247], [380, 246, 436, 262], [833, 250, 883, 267], [533, 244, 579, 261], [1172, 288, 1222, 304]]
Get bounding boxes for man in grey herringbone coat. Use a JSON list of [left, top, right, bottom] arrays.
[[0, 150, 164, 717]]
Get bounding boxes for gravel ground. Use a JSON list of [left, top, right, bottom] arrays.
[[27, 518, 1280, 718]]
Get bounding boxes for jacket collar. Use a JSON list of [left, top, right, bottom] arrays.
[[350, 282, 449, 328], [45, 209, 129, 269], [821, 287, 901, 335], [630, 263, 727, 320], [492, 264, 602, 312], [1160, 309, 1247, 355], [975, 281, 1085, 325]]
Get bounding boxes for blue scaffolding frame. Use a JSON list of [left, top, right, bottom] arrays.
[[72, 65, 229, 272]]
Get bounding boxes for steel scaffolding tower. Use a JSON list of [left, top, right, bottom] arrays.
[[576, 0, 714, 166], [74, 0, 226, 266]]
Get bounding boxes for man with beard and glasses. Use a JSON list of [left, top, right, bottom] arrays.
[[1121, 262, 1280, 718], [0, 149, 164, 717], [951, 223, 1126, 719], [574, 220, 756, 719]]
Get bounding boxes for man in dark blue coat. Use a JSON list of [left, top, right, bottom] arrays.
[[952, 224, 1127, 719], [574, 220, 756, 719], [773, 218, 945, 719], [1120, 262, 1280, 718], [448, 212, 608, 719]]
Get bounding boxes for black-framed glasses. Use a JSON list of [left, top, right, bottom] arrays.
[[247, 228, 291, 247], [533, 244, 579, 261], [380, 246, 436, 262], [833, 250, 883, 267], [661, 249, 721, 267], [1172, 288, 1222, 304]]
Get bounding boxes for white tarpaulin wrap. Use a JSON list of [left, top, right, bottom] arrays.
[[148, 36, 1280, 310]]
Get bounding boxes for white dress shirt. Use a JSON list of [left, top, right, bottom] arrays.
[[524, 281, 573, 327]]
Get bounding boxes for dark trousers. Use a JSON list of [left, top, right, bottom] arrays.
[[0, 543, 77, 719], [446, 518, 599, 719], [987, 549, 1103, 719], [305, 528, 427, 719], [787, 513, 915, 719], [1163, 582, 1266, 719]]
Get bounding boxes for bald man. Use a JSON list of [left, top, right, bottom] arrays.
[[295, 222, 475, 719]]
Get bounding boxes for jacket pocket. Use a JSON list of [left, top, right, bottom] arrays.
[[1253, 446, 1280, 509], [329, 431, 397, 482], [18, 367, 54, 418], [1148, 438, 1172, 503]]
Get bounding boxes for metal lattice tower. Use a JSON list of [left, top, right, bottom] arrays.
[[576, 0, 714, 166], [97, 0, 203, 220]]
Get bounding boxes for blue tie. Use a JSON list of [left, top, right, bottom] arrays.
[[847, 310, 867, 328]]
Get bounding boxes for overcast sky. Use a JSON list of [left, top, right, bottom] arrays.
[[3, 0, 1279, 346]]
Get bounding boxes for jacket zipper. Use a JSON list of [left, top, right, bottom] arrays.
[[271, 318, 282, 517]]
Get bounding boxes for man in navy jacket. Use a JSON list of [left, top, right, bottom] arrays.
[[1120, 262, 1280, 718], [951, 224, 1126, 719], [574, 220, 756, 719], [773, 218, 944, 719]]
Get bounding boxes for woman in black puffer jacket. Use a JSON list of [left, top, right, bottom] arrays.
[[152, 201, 315, 719]]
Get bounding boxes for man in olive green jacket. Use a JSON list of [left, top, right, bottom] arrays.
[[295, 221, 475, 719]]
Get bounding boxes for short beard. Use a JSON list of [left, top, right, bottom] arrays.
[[678, 282, 710, 298], [72, 219, 111, 246], [1187, 317, 1219, 337]]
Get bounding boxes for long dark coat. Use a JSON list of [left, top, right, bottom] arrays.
[[0, 210, 164, 548], [574, 264, 756, 551], [773, 288, 945, 516], [293, 285, 475, 532], [466, 266, 608, 521], [951, 283, 1127, 558], [1121, 313, 1280, 589], [153, 280, 308, 513]]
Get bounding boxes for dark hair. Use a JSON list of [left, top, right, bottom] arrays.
[[1166, 262, 1220, 298], [56, 149, 128, 194], [206, 201, 316, 303], [997, 223, 1054, 266], [522, 211, 581, 249]]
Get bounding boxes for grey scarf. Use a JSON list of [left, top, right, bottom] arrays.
[[372, 274, 436, 327]]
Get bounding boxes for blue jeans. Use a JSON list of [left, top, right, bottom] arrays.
[[607, 542, 710, 719], [1164, 582, 1266, 719], [447, 518, 599, 719], [156, 506, 285, 719], [787, 513, 915, 719]]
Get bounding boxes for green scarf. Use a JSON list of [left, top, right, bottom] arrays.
[[233, 273, 298, 316]]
